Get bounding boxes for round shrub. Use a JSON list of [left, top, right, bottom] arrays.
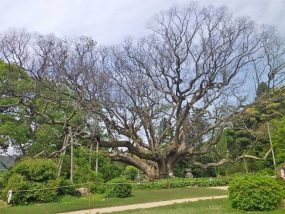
[[229, 174, 283, 211], [2, 174, 58, 205], [12, 158, 57, 182], [105, 177, 132, 198], [2, 158, 58, 205]]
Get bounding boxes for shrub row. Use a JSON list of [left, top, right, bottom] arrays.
[[132, 177, 230, 190], [229, 174, 284, 211]]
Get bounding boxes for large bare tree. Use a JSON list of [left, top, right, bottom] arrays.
[[251, 26, 285, 91], [81, 5, 273, 179], [0, 4, 284, 179]]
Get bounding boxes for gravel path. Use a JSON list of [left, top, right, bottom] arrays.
[[58, 195, 228, 214]]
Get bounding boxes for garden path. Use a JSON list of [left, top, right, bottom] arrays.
[[58, 193, 228, 214]]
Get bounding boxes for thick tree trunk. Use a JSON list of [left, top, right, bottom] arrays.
[[145, 156, 176, 180], [105, 141, 183, 180]]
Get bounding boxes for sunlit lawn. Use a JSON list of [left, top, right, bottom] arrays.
[[116, 198, 285, 214], [0, 187, 227, 214]]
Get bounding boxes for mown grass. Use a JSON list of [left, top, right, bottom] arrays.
[[116, 198, 285, 214], [0, 187, 226, 214]]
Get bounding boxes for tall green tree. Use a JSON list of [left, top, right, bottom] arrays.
[[224, 87, 285, 171]]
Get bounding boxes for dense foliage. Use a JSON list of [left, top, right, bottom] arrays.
[[222, 87, 285, 173], [132, 177, 229, 190], [0, 158, 76, 205], [105, 177, 132, 198], [123, 166, 139, 181], [11, 158, 57, 182], [229, 174, 284, 211], [1, 159, 57, 204], [59, 148, 123, 183]]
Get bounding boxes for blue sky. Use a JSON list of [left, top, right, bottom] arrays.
[[0, 0, 284, 44]]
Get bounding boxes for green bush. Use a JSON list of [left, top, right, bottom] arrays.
[[2, 174, 30, 205], [12, 158, 57, 182], [88, 173, 105, 194], [2, 174, 58, 205], [257, 168, 274, 176], [79, 173, 106, 194], [123, 166, 138, 181], [105, 177, 132, 198], [28, 182, 57, 203], [73, 159, 98, 184], [53, 178, 76, 196], [229, 174, 284, 211], [2, 158, 60, 205]]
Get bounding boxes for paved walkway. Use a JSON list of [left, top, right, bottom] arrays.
[[207, 186, 229, 190], [58, 195, 228, 214]]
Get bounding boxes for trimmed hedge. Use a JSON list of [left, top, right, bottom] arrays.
[[132, 177, 229, 190], [105, 177, 132, 198], [229, 174, 284, 211]]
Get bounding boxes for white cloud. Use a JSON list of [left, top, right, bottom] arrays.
[[0, 0, 284, 44]]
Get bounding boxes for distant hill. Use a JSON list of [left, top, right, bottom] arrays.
[[0, 155, 16, 170]]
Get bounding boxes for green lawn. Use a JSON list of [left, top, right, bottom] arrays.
[[116, 198, 285, 214], [0, 187, 226, 214]]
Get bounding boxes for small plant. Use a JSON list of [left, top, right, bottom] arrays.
[[105, 177, 132, 198], [229, 174, 284, 211]]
